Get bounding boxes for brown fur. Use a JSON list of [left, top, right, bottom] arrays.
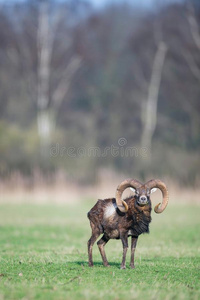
[[87, 196, 152, 269]]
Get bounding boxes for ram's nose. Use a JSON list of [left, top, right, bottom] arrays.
[[140, 196, 147, 202]]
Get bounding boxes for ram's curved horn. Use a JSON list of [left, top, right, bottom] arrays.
[[145, 179, 169, 213], [116, 179, 142, 213]]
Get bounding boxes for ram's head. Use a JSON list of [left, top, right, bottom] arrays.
[[115, 178, 169, 213]]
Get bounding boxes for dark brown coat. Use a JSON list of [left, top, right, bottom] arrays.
[[87, 196, 152, 269]]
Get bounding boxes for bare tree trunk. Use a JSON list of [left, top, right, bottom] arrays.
[[36, 1, 82, 156], [141, 41, 167, 151], [37, 1, 53, 156]]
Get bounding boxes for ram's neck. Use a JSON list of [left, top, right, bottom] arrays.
[[124, 197, 152, 236]]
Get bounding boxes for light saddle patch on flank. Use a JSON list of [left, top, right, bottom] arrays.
[[104, 203, 116, 219]]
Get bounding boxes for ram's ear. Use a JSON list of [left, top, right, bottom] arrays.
[[130, 187, 136, 193], [150, 188, 157, 193]]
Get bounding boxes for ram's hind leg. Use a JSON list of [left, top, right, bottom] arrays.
[[97, 235, 110, 267], [88, 222, 101, 267]]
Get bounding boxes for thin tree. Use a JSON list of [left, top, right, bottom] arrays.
[[140, 41, 167, 150], [37, 1, 82, 155]]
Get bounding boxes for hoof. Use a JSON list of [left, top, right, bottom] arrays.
[[88, 263, 93, 267], [130, 264, 135, 269], [120, 265, 126, 270], [104, 264, 110, 267]]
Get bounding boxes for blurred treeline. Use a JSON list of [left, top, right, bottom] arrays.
[[0, 0, 200, 186]]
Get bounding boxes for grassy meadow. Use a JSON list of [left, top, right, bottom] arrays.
[[0, 196, 199, 300]]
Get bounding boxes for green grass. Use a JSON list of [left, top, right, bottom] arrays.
[[0, 201, 199, 300]]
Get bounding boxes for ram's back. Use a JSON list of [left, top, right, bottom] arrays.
[[88, 198, 122, 234], [87, 198, 115, 221]]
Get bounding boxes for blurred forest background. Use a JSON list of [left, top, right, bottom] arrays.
[[0, 0, 200, 192]]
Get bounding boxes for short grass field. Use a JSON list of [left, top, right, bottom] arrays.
[[0, 200, 199, 300]]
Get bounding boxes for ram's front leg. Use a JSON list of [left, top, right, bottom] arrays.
[[120, 231, 128, 269], [130, 236, 138, 269]]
